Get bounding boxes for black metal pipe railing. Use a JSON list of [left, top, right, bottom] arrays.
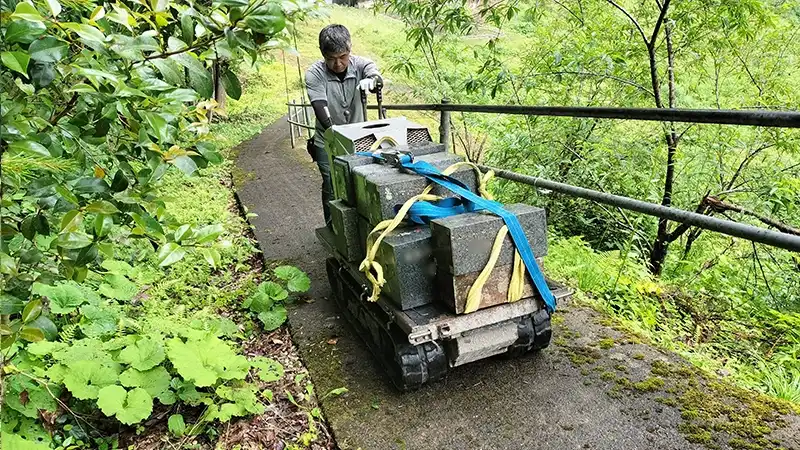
[[479, 165, 800, 252], [369, 103, 800, 128]]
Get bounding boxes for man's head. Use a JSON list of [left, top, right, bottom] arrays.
[[319, 24, 351, 74]]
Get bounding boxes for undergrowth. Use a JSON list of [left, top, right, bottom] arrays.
[[545, 234, 800, 405]]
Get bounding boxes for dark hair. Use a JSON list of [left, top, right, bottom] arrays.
[[319, 24, 351, 55]]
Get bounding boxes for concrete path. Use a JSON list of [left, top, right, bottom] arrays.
[[234, 117, 799, 450]]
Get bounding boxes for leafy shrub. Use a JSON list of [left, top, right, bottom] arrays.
[[243, 266, 310, 331]]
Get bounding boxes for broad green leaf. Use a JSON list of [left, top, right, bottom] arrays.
[[61, 210, 83, 232], [199, 247, 220, 269], [14, 77, 35, 95], [22, 299, 43, 323], [274, 265, 311, 292], [156, 242, 186, 267], [165, 335, 249, 387], [214, 0, 248, 6], [244, 3, 285, 35], [257, 305, 287, 331], [168, 414, 186, 437], [5, 19, 47, 43], [62, 23, 106, 44], [110, 170, 129, 192], [0, 324, 12, 336], [180, 14, 194, 43], [164, 88, 198, 102], [221, 70, 241, 100], [118, 337, 165, 371], [98, 274, 137, 300], [171, 53, 212, 98], [0, 294, 25, 314], [3, 373, 59, 418], [2, 432, 52, 449], [1, 51, 31, 76], [140, 111, 169, 142], [9, 140, 49, 156], [119, 366, 170, 397], [32, 281, 99, 314], [97, 385, 153, 425], [130, 212, 164, 239], [45, 0, 61, 16], [151, 58, 184, 86], [27, 315, 58, 340], [94, 214, 114, 238], [171, 155, 198, 176], [56, 185, 80, 205], [251, 356, 284, 382], [19, 326, 45, 342], [57, 232, 93, 249], [63, 360, 119, 399], [90, 5, 105, 21], [29, 37, 69, 63], [195, 141, 222, 164], [194, 223, 224, 243], [10, 2, 44, 22], [79, 304, 119, 338], [86, 200, 119, 215], [174, 224, 193, 242]]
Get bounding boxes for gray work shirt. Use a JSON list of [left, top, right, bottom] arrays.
[[305, 55, 380, 148]]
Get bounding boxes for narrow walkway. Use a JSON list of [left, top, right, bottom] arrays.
[[234, 117, 798, 450]]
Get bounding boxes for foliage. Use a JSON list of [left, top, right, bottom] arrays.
[[0, 0, 311, 350], [0, 0, 318, 445], [243, 266, 309, 331]]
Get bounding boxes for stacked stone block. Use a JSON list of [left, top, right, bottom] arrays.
[[326, 143, 549, 315]]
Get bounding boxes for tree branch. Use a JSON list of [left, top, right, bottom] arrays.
[[606, 0, 649, 46], [649, 0, 671, 50], [706, 196, 800, 236], [50, 92, 79, 125]]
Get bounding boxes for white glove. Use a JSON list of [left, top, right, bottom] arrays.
[[359, 78, 375, 91]]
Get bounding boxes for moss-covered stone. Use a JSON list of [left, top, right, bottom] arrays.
[[633, 377, 664, 392], [632, 353, 645, 360]]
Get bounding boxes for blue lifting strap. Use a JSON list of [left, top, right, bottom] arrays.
[[358, 152, 557, 313]]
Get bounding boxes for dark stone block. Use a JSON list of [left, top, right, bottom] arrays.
[[374, 226, 436, 310], [332, 154, 375, 204], [329, 200, 363, 262], [437, 263, 537, 314], [430, 203, 548, 276], [353, 153, 478, 225]]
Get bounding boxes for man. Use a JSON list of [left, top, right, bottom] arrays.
[[305, 24, 382, 226]]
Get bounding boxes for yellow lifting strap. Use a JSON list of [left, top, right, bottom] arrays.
[[359, 142, 526, 312]]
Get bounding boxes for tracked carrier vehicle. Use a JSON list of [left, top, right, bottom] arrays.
[[316, 117, 571, 391]]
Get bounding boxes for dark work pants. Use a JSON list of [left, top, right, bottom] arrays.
[[311, 143, 333, 226]]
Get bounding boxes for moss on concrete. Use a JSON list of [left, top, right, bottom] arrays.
[[632, 377, 664, 392], [597, 337, 615, 349]]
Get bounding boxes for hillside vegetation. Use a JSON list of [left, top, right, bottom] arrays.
[[227, 2, 800, 403]]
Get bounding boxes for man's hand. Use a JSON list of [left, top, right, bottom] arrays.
[[358, 78, 374, 92], [359, 75, 383, 93]]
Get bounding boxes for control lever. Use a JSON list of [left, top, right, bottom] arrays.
[[376, 85, 385, 119]]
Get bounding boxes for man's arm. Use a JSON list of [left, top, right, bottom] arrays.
[[305, 67, 332, 128]]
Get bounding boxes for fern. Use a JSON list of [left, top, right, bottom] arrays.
[[59, 323, 79, 343]]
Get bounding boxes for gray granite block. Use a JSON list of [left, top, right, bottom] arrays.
[[329, 200, 363, 262], [430, 203, 548, 276], [332, 154, 374, 204], [353, 153, 479, 225], [374, 226, 436, 310]]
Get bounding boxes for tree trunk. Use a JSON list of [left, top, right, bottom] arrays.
[[648, 20, 678, 275], [209, 62, 226, 121]]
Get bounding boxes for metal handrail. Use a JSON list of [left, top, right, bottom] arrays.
[[480, 165, 800, 252], [369, 103, 800, 128]]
